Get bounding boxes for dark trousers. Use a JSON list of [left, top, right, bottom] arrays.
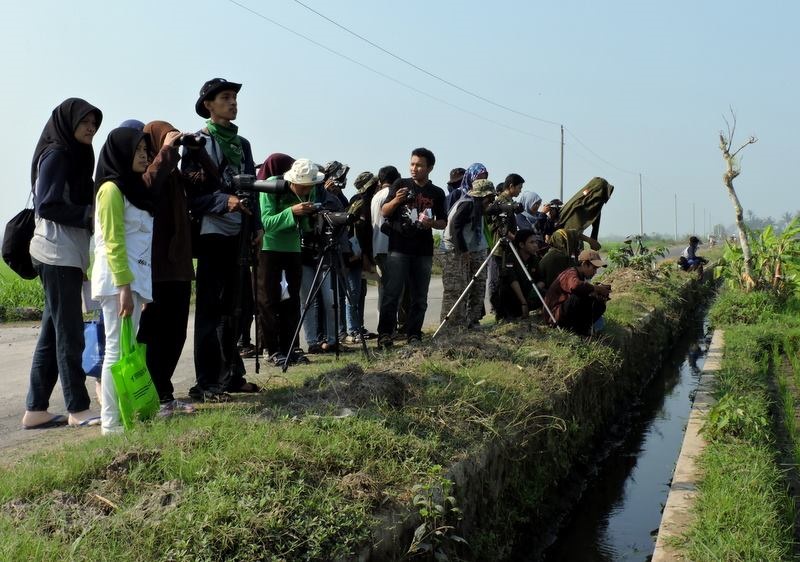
[[194, 234, 246, 392], [559, 294, 606, 336], [27, 262, 90, 413], [378, 252, 432, 338], [138, 280, 191, 403], [257, 250, 302, 355]]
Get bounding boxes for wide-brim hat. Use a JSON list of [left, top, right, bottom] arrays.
[[578, 249, 607, 268], [467, 179, 495, 198], [195, 78, 242, 118], [284, 158, 325, 186]]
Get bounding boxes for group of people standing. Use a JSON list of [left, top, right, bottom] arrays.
[[21, 76, 615, 435]]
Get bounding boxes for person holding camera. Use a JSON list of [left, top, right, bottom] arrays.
[[440, 179, 495, 329], [544, 249, 611, 336], [136, 121, 202, 416], [377, 148, 447, 348], [181, 77, 262, 402]]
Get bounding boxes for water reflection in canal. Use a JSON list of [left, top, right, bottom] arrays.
[[537, 320, 711, 561]]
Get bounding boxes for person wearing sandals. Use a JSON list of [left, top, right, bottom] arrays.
[[23, 99, 103, 430], [136, 121, 199, 417], [91, 127, 153, 435], [181, 78, 263, 401]]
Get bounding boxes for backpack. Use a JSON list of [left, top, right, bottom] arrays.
[[2, 193, 36, 280]]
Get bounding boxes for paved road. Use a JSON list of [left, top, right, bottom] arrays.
[[0, 277, 445, 455]]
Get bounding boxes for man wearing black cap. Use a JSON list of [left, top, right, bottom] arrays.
[[181, 78, 262, 402]]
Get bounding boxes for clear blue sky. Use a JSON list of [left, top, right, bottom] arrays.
[[2, 0, 797, 238]]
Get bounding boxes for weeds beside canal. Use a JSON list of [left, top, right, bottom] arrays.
[[680, 291, 800, 561]]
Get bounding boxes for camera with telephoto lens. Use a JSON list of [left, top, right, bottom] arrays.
[[232, 174, 290, 195], [485, 200, 523, 216], [175, 133, 207, 148], [323, 161, 350, 191], [485, 200, 523, 238]]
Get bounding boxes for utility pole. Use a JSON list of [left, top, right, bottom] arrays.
[[559, 125, 564, 201], [639, 173, 643, 236], [674, 194, 678, 242]]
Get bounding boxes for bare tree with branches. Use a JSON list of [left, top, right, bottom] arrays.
[[719, 109, 758, 289]]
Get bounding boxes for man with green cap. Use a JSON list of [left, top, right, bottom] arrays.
[[181, 77, 262, 402]]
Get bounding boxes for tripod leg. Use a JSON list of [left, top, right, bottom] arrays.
[[282, 257, 331, 373], [432, 239, 503, 339], [505, 242, 559, 326], [334, 259, 370, 358]]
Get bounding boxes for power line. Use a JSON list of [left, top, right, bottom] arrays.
[[289, 0, 644, 178], [226, 0, 558, 144], [563, 127, 639, 176], [290, 0, 562, 127]]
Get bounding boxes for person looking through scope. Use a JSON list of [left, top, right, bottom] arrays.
[[259, 158, 322, 364]]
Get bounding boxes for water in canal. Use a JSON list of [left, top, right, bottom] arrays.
[[537, 318, 711, 561]]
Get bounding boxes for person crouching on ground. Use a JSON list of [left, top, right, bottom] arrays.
[[544, 249, 611, 336], [91, 128, 153, 435], [498, 229, 545, 320], [680, 235, 708, 277]]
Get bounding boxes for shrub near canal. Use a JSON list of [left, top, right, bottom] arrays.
[[0, 267, 704, 561], [681, 290, 800, 561]]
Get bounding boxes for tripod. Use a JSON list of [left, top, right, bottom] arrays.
[[229, 190, 261, 374], [433, 237, 558, 339], [282, 219, 369, 372]]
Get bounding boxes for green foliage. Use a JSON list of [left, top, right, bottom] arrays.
[[714, 216, 800, 297], [607, 241, 669, 270], [708, 287, 780, 326], [702, 393, 772, 444], [0, 262, 44, 320], [408, 465, 467, 560], [685, 441, 795, 562]]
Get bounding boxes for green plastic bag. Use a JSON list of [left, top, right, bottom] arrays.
[[111, 316, 159, 430]]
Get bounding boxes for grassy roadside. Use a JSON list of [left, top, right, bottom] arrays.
[[0, 265, 706, 561], [0, 261, 43, 321], [679, 290, 800, 561]]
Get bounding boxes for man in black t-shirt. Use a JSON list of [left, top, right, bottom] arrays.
[[377, 148, 447, 347]]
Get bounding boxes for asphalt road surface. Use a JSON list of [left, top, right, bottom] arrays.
[[0, 277, 444, 455]]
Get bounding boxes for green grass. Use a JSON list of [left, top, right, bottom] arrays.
[[0, 261, 44, 320], [680, 291, 800, 561], [0, 266, 698, 561]]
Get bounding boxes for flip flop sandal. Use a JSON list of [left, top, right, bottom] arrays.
[[68, 416, 101, 427], [22, 414, 68, 430]]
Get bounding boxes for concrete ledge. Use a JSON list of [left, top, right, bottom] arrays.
[[652, 329, 724, 561]]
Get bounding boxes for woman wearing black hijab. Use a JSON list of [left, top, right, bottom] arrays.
[[91, 127, 153, 434], [23, 98, 103, 430]]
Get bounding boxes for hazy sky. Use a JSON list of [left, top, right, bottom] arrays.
[[1, 0, 797, 238]]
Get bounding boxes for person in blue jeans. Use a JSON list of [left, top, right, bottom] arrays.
[[377, 148, 447, 347], [23, 98, 104, 430]]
